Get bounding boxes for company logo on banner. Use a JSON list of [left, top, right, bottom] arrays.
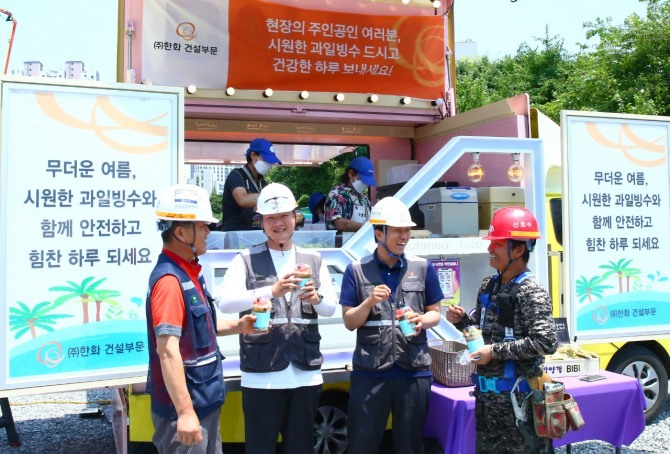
[[142, 0, 445, 99]]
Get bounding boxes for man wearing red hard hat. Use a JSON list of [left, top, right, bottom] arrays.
[[447, 207, 558, 453]]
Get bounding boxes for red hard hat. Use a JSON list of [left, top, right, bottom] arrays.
[[483, 206, 541, 241]]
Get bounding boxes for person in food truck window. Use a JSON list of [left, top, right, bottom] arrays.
[[221, 138, 282, 231], [339, 197, 443, 454], [446, 206, 558, 453], [146, 184, 256, 454], [308, 191, 327, 227], [215, 183, 337, 454], [324, 156, 376, 232]]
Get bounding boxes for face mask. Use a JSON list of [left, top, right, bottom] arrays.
[[255, 159, 272, 176], [352, 179, 369, 194]]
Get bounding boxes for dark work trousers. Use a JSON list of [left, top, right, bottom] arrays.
[[151, 408, 222, 454], [241, 384, 322, 454], [347, 374, 432, 454]]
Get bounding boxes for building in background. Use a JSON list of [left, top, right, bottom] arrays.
[[187, 164, 239, 195], [10, 60, 99, 80]]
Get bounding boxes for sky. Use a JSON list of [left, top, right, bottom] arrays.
[[0, 0, 118, 81], [0, 0, 651, 82], [454, 0, 649, 59]]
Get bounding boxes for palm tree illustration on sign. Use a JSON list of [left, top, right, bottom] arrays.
[[598, 258, 635, 294], [9, 301, 74, 340], [621, 266, 642, 292], [49, 276, 107, 324], [91, 289, 122, 322], [576, 275, 613, 303]]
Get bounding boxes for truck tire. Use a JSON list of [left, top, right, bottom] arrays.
[[608, 345, 668, 424], [314, 391, 348, 454]]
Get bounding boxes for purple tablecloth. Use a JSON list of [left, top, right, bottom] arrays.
[[424, 370, 646, 453]]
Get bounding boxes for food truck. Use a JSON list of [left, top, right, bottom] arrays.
[[0, 1, 668, 453]]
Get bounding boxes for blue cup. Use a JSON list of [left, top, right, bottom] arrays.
[[398, 318, 416, 337], [253, 311, 271, 332], [298, 277, 310, 290], [467, 338, 485, 353]]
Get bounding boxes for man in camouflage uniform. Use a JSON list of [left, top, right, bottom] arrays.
[[447, 207, 558, 453]]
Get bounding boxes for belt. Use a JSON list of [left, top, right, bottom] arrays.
[[473, 374, 530, 393]]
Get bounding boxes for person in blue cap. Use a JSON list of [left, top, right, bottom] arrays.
[[324, 156, 376, 232], [308, 191, 327, 227], [222, 138, 282, 231]]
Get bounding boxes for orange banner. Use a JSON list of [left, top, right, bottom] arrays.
[[227, 0, 445, 99]]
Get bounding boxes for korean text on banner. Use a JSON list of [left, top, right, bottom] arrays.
[[142, 0, 445, 99]]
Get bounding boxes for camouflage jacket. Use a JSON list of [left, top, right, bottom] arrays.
[[461, 273, 558, 379]]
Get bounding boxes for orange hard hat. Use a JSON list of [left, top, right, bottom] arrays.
[[483, 206, 541, 241]]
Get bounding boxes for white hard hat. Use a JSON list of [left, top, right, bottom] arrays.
[[369, 197, 416, 227], [155, 184, 218, 225], [256, 183, 297, 215]]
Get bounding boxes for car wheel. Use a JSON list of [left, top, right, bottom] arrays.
[[314, 391, 348, 454], [608, 345, 668, 424]]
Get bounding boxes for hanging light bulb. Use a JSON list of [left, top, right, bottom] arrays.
[[467, 152, 485, 183], [507, 153, 524, 183]]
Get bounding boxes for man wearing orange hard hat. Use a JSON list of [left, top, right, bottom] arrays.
[[447, 207, 558, 453]]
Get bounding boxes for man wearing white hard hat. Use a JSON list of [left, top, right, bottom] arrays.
[[146, 184, 256, 454], [216, 183, 337, 453], [339, 197, 443, 454]]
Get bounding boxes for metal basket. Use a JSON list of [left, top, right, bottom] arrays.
[[428, 340, 475, 387]]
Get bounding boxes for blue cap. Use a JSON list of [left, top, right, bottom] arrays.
[[308, 192, 327, 223], [246, 138, 282, 164], [349, 157, 376, 186]]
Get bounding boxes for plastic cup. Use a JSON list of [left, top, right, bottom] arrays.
[[398, 318, 416, 337], [396, 307, 416, 337], [253, 311, 271, 332], [295, 263, 312, 293], [464, 326, 485, 353], [467, 337, 485, 352], [298, 276, 310, 288]]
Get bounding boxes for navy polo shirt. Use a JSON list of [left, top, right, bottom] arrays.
[[340, 251, 444, 378]]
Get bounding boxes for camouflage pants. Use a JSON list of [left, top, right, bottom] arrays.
[[474, 390, 554, 454]]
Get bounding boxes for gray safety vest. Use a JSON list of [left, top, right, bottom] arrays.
[[350, 254, 431, 372], [239, 243, 323, 372]]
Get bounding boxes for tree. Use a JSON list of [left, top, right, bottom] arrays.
[[210, 188, 223, 221], [264, 151, 361, 207], [9, 301, 73, 340], [551, 1, 670, 116], [455, 1, 670, 121], [49, 276, 107, 324], [599, 259, 634, 294], [575, 275, 613, 303], [90, 289, 122, 322], [455, 28, 571, 116]]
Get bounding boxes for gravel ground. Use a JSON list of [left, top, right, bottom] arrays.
[[0, 389, 115, 454], [0, 387, 668, 453]]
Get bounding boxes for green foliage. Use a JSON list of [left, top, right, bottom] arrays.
[[455, 1, 670, 121], [264, 150, 363, 207], [210, 189, 223, 221]]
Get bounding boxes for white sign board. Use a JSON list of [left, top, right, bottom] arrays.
[[562, 111, 670, 341], [0, 78, 182, 393]]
